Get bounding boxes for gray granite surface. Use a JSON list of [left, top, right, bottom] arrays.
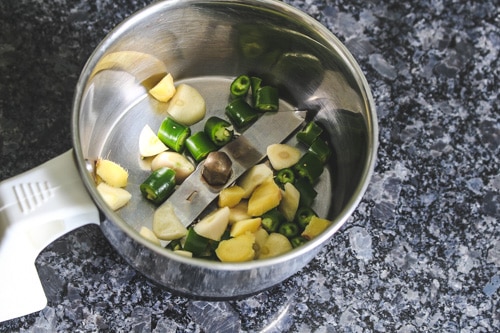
[[0, 0, 498, 332]]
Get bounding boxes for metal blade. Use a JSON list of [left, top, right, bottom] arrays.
[[164, 110, 305, 227]]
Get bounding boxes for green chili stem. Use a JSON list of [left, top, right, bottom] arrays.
[[293, 152, 324, 184], [204, 116, 234, 147], [254, 85, 279, 112], [225, 98, 259, 129], [230, 74, 251, 99], [157, 117, 191, 152], [185, 131, 217, 162], [140, 167, 177, 205], [296, 121, 323, 146]]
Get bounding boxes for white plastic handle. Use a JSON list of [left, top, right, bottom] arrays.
[[0, 150, 99, 322]]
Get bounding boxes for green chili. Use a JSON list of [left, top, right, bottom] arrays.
[[157, 117, 191, 152], [278, 222, 300, 238], [185, 131, 217, 162], [295, 206, 316, 229], [183, 227, 210, 256], [208, 241, 219, 254], [294, 177, 317, 207], [230, 74, 251, 99], [249, 76, 262, 105], [140, 167, 177, 205], [225, 98, 259, 129], [290, 236, 308, 248], [254, 86, 279, 112], [166, 238, 182, 251], [293, 152, 324, 184], [207, 229, 230, 257], [308, 139, 332, 163], [237, 27, 267, 59], [204, 116, 234, 147], [275, 168, 295, 188], [261, 208, 286, 233], [296, 121, 323, 146], [250, 76, 262, 96]]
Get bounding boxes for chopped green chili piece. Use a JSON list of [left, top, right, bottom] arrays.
[[250, 76, 262, 96], [225, 98, 259, 129], [237, 27, 267, 59], [183, 227, 210, 256], [278, 222, 300, 238], [140, 167, 176, 205], [261, 209, 286, 233], [205, 230, 231, 259], [204, 116, 234, 147], [254, 86, 279, 112], [294, 177, 317, 207], [185, 131, 217, 162], [308, 138, 332, 163], [296, 121, 323, 146], [293, 152, 324, 184], [295, 206, 316, 229], [275, 168, 295, 188], [273, 52, 323, 89], [208, 239, 220, 252], [250, 76, 262, 106], [220, 229, 231, 241], [167, 238, 183, 251], [290, 236, 308, 248], [157, 117, 191, 152], [230, 74, 251, 99]]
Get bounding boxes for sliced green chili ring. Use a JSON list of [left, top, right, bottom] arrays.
[[295, 206, 317, 229], [185, 131, 217, 162], [308, 138, 332, 163], [290, 236, 308, 248], [261, 208, 286, 233], [230, 74, 251, 99], [183, 227, 210, 256], [254, 86, 279, 112], [157, 117, 191, 152], [296, 121, 323, 146], [275, 168, 295, 188], [225, 98, 259, 129], [278, 222, 300, 238], [294, 177, 317, 207], [204, 116, 234, 147], [293, 152, 324, 184], [140, 167, 176, 205]]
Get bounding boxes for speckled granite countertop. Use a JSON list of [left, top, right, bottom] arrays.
[[0, 0, 498, 332]]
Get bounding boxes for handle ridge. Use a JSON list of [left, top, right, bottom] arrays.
[[0, 150, 99, 322]]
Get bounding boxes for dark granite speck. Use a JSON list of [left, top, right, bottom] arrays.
[[1, 0, 499, 332]]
